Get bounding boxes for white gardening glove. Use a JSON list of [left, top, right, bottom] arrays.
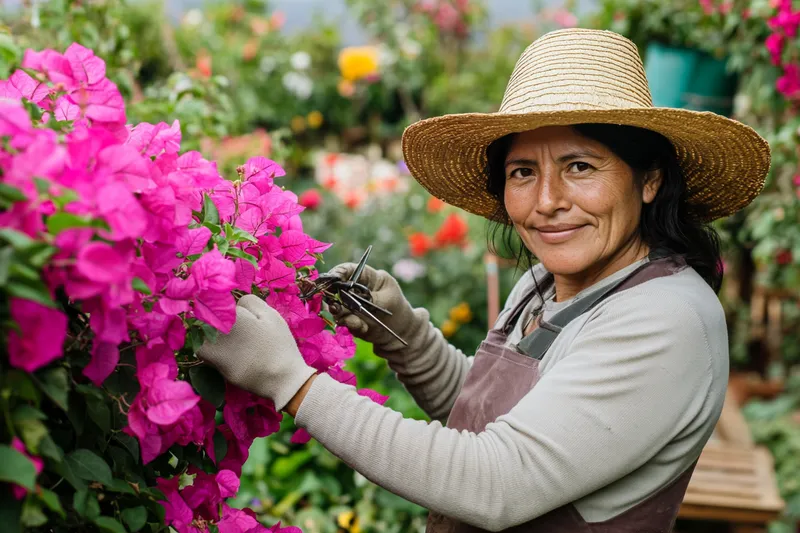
[[325, 263, 426, 353], [197, 294, 316, 411]]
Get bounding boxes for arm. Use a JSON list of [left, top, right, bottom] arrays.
[[295, 288, 717, 531]]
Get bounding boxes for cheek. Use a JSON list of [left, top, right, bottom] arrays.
[[504, 182, 530, 222]]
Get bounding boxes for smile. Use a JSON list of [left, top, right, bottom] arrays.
[[534, 225, 586, 244]]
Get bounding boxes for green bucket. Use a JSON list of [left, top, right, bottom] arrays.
[[644, 42, 737, 116]]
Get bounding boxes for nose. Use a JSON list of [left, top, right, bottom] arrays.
[[534, 165, 569, 216]]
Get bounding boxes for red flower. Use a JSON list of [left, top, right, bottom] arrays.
[[408, 232, 433, 257], [298, 189, 322, 210], [427, 196, 445, 213], [434, 213, 469, 248], [776, 249, 793, 265]]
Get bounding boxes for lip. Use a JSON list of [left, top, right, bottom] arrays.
[[534, 224, 587, 244]]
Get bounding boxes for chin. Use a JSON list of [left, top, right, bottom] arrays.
[[535, 248, 596, 277]]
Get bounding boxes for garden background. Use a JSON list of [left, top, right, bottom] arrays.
[[1, 0, 799, 532]]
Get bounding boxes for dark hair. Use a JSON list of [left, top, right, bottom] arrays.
[[485, 123, 723, 293]]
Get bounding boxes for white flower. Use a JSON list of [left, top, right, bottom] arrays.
[[282, 71, 313, 100], [392, 258, 426, 283], [290, 51, 311, 70], [400, 39, 422, 59], [183, 9, 203, 27], [259, 56, 278, 74]]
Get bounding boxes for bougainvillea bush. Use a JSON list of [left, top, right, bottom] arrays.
[[0, 42, 384, 533]]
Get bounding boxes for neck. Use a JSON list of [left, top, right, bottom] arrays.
[[553, 239, 649, 302]]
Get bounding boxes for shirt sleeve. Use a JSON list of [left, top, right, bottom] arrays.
[[295, 287, 717, 531]]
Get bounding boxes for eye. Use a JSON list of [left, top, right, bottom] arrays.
[[568, 162, 593, 173], [508, 167, 534, 180]]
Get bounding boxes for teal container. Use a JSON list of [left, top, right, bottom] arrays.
[[644, 42, 737, 116]]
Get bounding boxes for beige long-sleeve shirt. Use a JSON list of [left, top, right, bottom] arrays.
[[295, 262, 728, 531]]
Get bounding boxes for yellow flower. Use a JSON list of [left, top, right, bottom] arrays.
[[441, 319, 458, 338], [337, 510, 361, 532], [337, 46, 379, 81], [307, 110, 324, 129], [290, 115, 306, 133], [449, 302, 473, 324]]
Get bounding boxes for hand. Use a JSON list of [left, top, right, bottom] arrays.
[[325, 263, 419, 351], [197, 295, 316, 412]]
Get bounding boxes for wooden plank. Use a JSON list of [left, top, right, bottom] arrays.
[[679, 503, 781, 524]]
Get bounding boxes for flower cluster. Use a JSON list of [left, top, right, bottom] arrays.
[[1, 43, 382, 532], [414, 0, 472, 38], [407, 211, 470, 257], [313, 151, 409, 210], [765, 0, 800, 99]]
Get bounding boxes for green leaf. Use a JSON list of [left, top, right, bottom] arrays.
[[0, 445, 37, 490], [21, 242, 57, 269], [132, 277, 152, 295], [73, 490, 100, 519], [86, 397, 111, 435], [106, 478, 135, 494], [114, 434, 140, 461], [200, 323, 218, 345], [225, 246, 258, 267], [213, 430, 228, 465], [38, 367, 69, 411], [202, 221, 221, 234], [6, 370, 39, 403], [0, 228, 34, 249], [0, 183, 27, 204], [51, 455, 86, 490], [37, 487, 66, 518], [271, 450, 313, 479], [225, 223, 258, 244], [7, 279, 56, 308], [189, 365, 226, 408], [20, 497, 47, 527], [66, 449, 113, 486], [13, 405, 46, 422], [94, 516, 127, 533], [16, 419, 48, 454], [122, 506, 148, 532], [32, 178, 50, 195], [202, 194, 220, 225], [0, 247, 12, 286], [38, 434, 64, 463], [45, 212, 93, 235]]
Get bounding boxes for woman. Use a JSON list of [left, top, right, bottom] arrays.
[[199, 29, 771, 532]]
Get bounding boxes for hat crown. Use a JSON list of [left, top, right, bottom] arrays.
[[500, 28, 653, 114]]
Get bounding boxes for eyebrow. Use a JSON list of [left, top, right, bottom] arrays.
[[504, 151, 604, 168]]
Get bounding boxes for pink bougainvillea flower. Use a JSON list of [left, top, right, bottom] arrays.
[[766, 33, 785, 65], [358, 388, 390, 405], [10, 437, 43, 500], [222, 386, 282, 443], [83, 341, 120, 386], [8, 298, 67, 372], [127, 120, 181, 157], [3, 69, 50, 104], [777, 63, 800, 99], [157, 476, 195, 532], [146, 378, 201, 425]]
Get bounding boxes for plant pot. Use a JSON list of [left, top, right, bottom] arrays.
[[644, 42, 737, 116]]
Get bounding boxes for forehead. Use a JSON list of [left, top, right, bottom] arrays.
[[507, 126, 610, 157]]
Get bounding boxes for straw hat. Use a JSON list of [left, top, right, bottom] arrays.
[[401, 28, 770, 223]]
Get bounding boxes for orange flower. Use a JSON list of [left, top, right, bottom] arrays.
[[242, 38, 258, 61], [427, 196, 445, 213], [434, 213, 469, 248], [196, 51, 212, 78], [408, 232, 433, 257]]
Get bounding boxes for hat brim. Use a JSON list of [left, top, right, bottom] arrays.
[[401, 108, 771, 223]]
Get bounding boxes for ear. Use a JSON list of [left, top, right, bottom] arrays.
[[641, 168, 663, 204]]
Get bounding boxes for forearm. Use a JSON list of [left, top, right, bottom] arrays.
[[375, 308, 472, 421]]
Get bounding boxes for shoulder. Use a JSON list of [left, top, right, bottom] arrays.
[[591, 266, 726, 336]]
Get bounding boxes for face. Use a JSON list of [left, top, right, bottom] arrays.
[[503, 126, 662, 291]]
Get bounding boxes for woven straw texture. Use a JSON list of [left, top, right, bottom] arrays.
[[401, 28, 771, 223]]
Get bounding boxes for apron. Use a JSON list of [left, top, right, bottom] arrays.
[[426, 253, 696, 533]]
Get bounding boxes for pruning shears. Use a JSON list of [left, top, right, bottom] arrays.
[[300, 245, 408, 347]]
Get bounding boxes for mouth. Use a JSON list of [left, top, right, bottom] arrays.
[[533, 224, 587, 244]]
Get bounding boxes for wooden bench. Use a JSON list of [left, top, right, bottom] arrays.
[[676, 389, 785, 532]]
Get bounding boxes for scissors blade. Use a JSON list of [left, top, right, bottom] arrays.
[[343, 294, 408, 347], [349, 245, 373, 284], [346, 289, 392, 316]]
